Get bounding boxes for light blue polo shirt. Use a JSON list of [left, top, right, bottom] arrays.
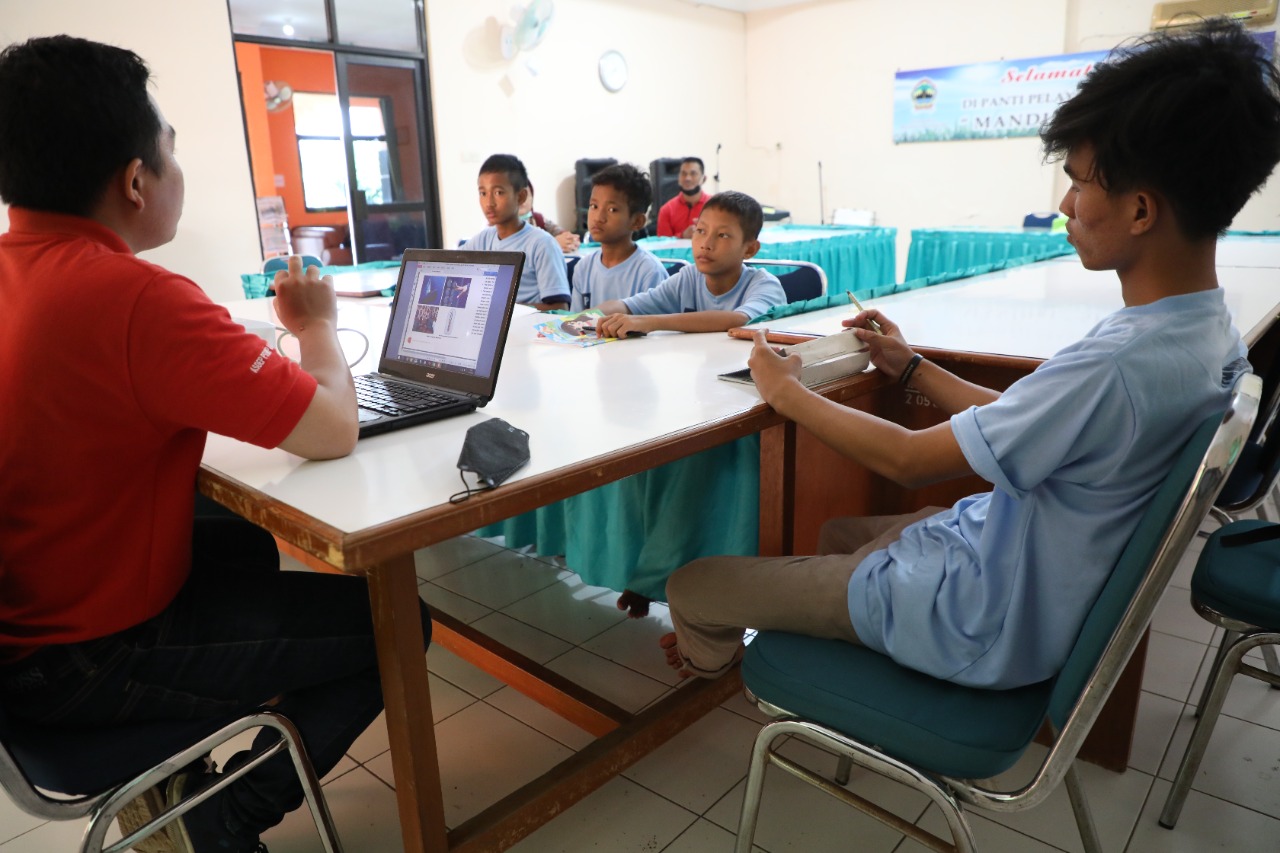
[[569, 247, 670, 312], [460, 222, 570, 305], [848, 288, 1248, 689], [620, 264, 785, 320]]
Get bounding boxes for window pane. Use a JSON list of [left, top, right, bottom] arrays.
[[361, 211, 428, 262], [347, 62, 424, 203], [333, 0, 420, 52], [228, 0, 329, 42], [293, 92, 343, 137], [353, 140, 391, 204], [298, 139, 349, 210], [348, 102, 386, 137]]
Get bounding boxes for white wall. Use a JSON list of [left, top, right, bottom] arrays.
[[424, 0, 748, 247], [744, 0, 1280, 280], [1, 0, 1275, 298], [0, 0, 261, 302], [1065, 0, 1279, 234]]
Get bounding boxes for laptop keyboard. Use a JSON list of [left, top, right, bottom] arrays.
[[354, 375, 460, 416]]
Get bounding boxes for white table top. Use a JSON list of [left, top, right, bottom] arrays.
[[205, 301, 767, 536], [759, 259, 1279, 359], [1214, 235, 1280, 269], [207, 253, 1278, 539], [1042, 234, 1280, 270]]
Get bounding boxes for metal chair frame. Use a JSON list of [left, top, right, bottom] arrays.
[[1160, 592, 1280, 829], [735, 373, 1262, 853], [744, 258, 827, 302], [0, 710, 343, 853]]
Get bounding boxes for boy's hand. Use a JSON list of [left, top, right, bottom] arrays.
[[597, 312, 650, 339], [748, 331, 803, 407], [272, 256, 337, 335], [843, 309, 915, 381], [556, 231, 581, 253]]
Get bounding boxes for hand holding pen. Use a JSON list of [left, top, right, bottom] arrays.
[[841, 304, 917, 381]]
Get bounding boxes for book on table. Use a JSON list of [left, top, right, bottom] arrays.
[[718, 330, 871, 387]]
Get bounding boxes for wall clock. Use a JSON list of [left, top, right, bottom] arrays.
[[598, 50, 628, 93]]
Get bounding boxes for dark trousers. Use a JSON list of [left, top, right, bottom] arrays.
[[0, 505, 431, 838]]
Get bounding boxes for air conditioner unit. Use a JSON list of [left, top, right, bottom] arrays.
[[1152, 0, 1277, 29]]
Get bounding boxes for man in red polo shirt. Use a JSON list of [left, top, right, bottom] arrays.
[[0, 35, 429, 853], [657, 156, 710, 238]]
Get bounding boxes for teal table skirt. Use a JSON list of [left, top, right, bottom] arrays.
[[476, 435, 760, 601], [904, 228, 1074, 282], [240, 260, 402, 299], [636, 224, 897, 297]]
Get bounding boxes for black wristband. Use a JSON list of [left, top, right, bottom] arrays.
[[899, 353, 924, 387]]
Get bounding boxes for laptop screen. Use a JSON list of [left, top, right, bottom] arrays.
[[377, 249, 523, 399]]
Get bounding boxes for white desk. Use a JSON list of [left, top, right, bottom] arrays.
[[209, 304, 765, 538], [757, 260, 1280, 356], [1041, 233, 1280, 271]]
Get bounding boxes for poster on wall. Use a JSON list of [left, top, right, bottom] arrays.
[[892, 49, 1110, 144], [893, 30, 1275, 145]]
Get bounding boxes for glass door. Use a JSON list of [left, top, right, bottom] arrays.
[[335, 53, 438, 262]]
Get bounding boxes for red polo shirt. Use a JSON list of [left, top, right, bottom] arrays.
[[657, 192, 709, 237], [0, 209, 316, 662]]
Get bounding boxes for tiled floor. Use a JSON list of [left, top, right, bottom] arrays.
[[5, 503, 1280, 853]]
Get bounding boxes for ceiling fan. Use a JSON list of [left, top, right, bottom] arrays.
[[264, 80, 293, 112]]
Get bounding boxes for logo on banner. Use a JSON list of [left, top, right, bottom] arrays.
[[911, 79, 937, 110]]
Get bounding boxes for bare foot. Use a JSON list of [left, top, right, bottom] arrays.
[[616, 590, 651, 619], [659, 632, 694, 679]]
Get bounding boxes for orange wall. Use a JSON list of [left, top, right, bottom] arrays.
[[238, 44, 347, 228], [234, 43, 276, 198]]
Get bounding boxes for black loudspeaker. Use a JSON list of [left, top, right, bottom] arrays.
[[649, 157, 683, 223], [574, 158, 618, 233]]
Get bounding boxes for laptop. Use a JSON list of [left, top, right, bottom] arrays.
[[354, 249, 524, 438]]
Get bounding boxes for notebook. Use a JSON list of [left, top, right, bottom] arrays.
[[355, 249, 524, 438], [718, 331, 870, 388]]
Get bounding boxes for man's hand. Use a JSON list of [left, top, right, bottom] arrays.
[[680, 224, 695, 239], [844, 309, 915, 382], [272, 257, 336, 335], [748, 331, 804, 407], [556, 231, 581, 253], [597, 312, 650, 339]]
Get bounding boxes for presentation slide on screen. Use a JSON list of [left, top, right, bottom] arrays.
[[397, 264, 496, 370]]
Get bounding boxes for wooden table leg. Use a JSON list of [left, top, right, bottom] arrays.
[[366, 554, 447, 853]]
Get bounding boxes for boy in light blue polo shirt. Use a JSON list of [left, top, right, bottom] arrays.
[[570, 163, 668, 312], [660, 20, 1279, 689], [593, 191, 785, 337], [460, 154, 569, 310]]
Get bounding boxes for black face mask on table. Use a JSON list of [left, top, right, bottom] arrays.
[[449, 418, 530, 503]]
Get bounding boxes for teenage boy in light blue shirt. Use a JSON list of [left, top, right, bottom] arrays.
[[594, 191, 785, 337], [569, 163, 669, 312], [660, 19, 1279, 689], [460, 153, 570, 310]]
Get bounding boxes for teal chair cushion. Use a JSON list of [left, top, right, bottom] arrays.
[[742, 632, 1053, 779], [1192, 519, 1280, 630]]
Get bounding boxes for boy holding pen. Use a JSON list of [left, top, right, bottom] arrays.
[[660, 19, 1278, 689]]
